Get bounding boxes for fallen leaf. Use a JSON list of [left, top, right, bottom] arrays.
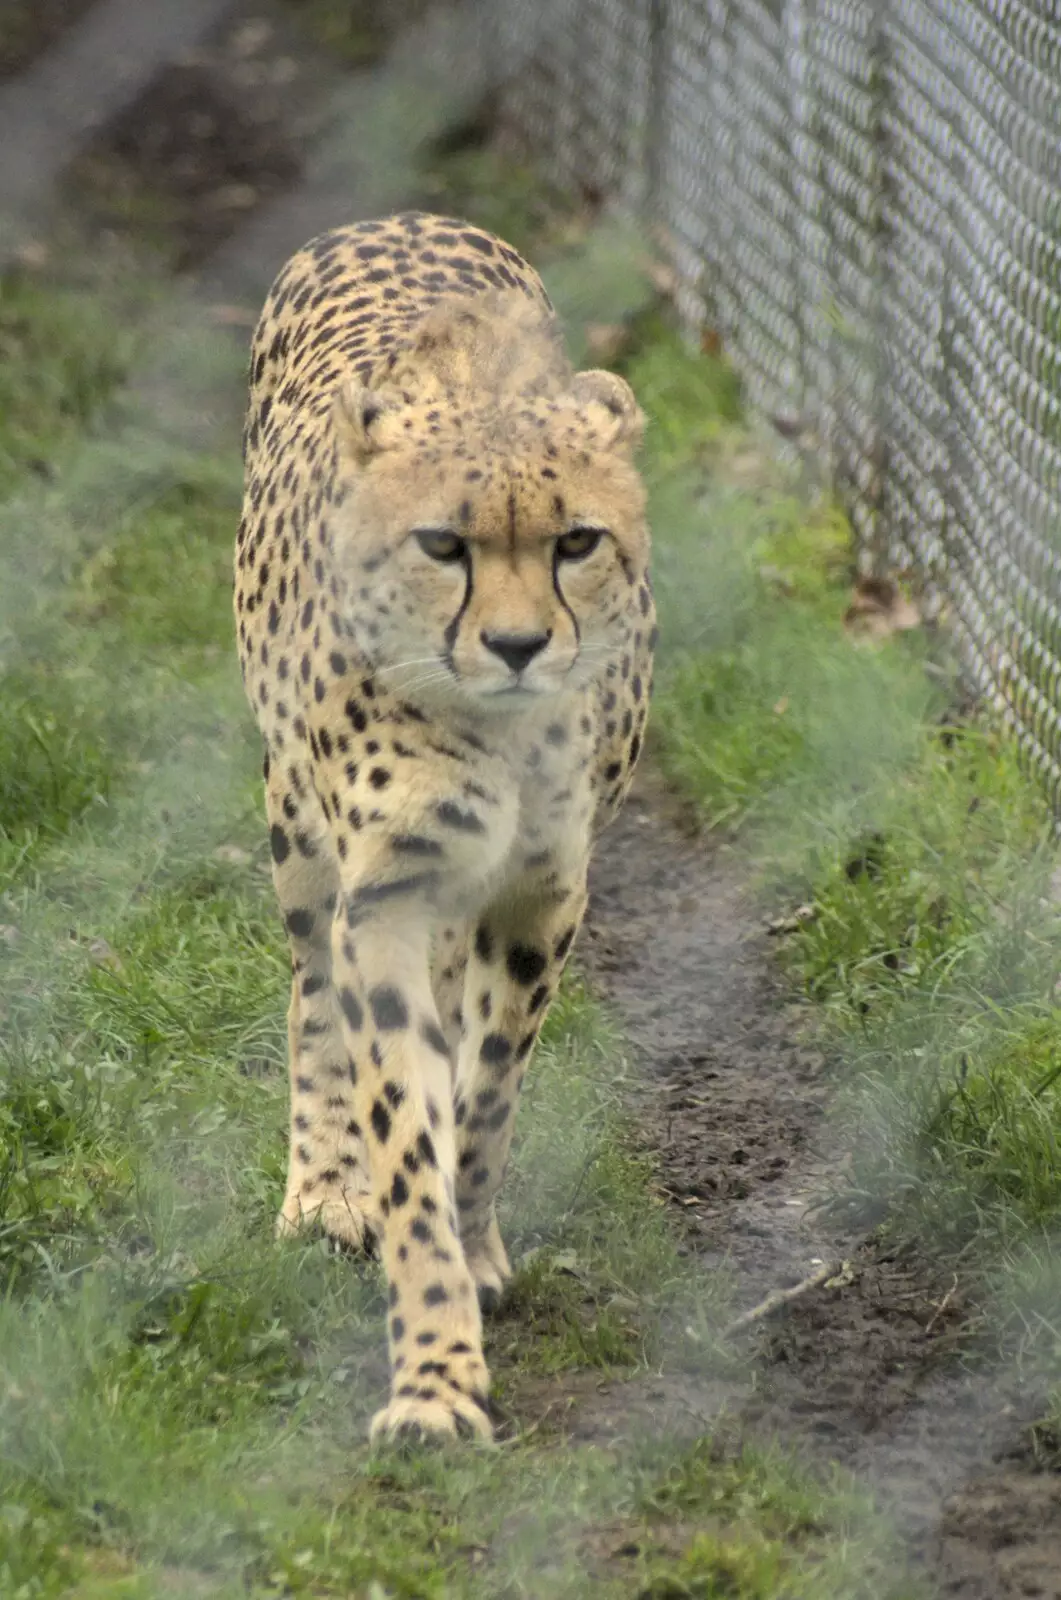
[[584, 322, 631, 364], [89, 937, 122, 971], [215, 844, 251, 865], [844, 576, 922, 639], [766, 903, 818, 936], [647, 259, 677, 298]]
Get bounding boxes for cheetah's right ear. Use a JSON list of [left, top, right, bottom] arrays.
[[333, 381, 405, 462]]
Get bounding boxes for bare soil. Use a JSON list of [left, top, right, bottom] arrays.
[[0, 0, 98, 81], [584, 771, 1061, 1597], [63, 1, 345, 267]]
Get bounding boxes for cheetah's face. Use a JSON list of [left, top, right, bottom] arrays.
[[333, 371, 648, 713]]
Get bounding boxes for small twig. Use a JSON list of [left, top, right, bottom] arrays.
[[924, 1273, 959, 1335], [724, 1261, 843, 1336]]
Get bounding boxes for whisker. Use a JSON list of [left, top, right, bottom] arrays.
[[376, 656, 448, 679]]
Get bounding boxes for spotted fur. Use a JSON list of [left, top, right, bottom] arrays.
[[235, 211, 655, 1441]]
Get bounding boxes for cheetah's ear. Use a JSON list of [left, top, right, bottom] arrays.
[[569, 369, 644, 453], [333, 381, 405, 462]]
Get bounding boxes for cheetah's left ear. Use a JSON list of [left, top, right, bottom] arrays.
[[569, 369, 644, 453], [333, 381, 405, 463]]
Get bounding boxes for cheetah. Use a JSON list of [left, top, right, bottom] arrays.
[[235, 212, 655, 1441]]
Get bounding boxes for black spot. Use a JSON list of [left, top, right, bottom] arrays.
[[370, 986, 409, 1030], [417, 1131, 437, 1167], [436, 800, 484, 833], [475, 923, 494, 962], [481, 1033, 511, 1067], [369, 767, 392, 790], [506, 943, 547, 986], [270, 824, 290, 863], [391, 1172, 410, 1208], [302, 972, 325, 997], [339, 986, 364, 1031], [410, 1217, 433, 1244], [545, 722, 567, 746], [554, 927, 576, 962], [392, 833, 443, 857], [421, 1020, 450, 1057], [285, 909, 314, 938], [423, 1283, 448, 1306], [347, 873, 440, 924], [370, 1100, 392, 1142], [390, 1316, 405, 1341], [529, 983, 549, 1012]]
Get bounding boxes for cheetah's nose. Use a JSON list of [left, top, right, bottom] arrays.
[[480, 629, 552, 675]]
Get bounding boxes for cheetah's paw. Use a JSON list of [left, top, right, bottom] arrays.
[[276, 1188, 377, 1255], [370, 1384, 494, 1445]]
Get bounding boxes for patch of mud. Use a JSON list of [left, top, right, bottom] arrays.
[[934, 1472, 1061, 1599], [583, 777, 829, 1293], [584, 772, 1061, 1596], [0, 0, 99, 82], [63, 3, 340, 267]]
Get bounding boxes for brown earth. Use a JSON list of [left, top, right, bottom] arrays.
[[584, 771, 1061, 1597], [0, 0, 98, 81], [62, 2, 338, 268]]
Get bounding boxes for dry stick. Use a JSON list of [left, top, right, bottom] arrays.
[[724, 1261, 844, 1336], [924, 1274, 959, 1335]]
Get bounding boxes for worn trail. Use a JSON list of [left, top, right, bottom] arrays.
[[584, 772, 1061, 1599]]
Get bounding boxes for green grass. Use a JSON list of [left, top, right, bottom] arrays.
[[0, 269, 138, 497], [632, 286, 1061, 1457], [417, 137, 580, 263], [281, 0, 424, 67], [0, 166, 943, 1596]]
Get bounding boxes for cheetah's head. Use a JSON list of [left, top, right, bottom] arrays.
[[330, 298, 649, 714]]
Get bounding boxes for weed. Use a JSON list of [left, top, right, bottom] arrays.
[[0, 270, 136, 495]]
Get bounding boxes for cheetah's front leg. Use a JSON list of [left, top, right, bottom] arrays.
[[455, 876, 588, 1308], [331, 905, 492, 1442]]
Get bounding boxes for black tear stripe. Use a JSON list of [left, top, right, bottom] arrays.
[[442, 550, 474, 657], [506, 487, 517, 555], [552, 554, 581, 649]]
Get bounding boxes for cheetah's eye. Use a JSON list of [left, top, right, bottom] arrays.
[[555, 526, 605, 562], [414, 528, 467, 564]]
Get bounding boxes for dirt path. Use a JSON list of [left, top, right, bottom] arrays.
[[585, 772, 1061, 1599], [6, 6, 1060, 1591]]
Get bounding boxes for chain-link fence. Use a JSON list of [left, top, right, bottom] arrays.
[[479, 0, 1061, 809]]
